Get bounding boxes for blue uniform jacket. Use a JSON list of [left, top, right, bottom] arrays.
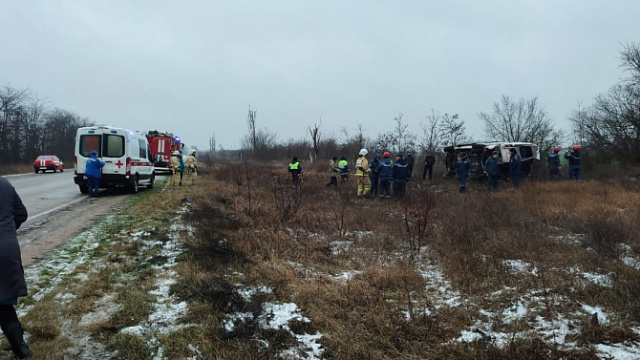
[[564, 151, 581, 167], [483, 156, 503, 176], [377, 159, 393, 179], [85, 156, 105, 179], [392, 160, 410, 179], [457, 158, 471, 176]]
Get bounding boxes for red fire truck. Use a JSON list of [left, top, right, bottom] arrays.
[[146, 130, 183, 172]]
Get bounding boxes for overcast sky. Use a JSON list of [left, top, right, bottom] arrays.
[[2, 1, 639, 150]]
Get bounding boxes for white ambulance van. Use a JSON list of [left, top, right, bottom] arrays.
[[74, 126, 155, 194]]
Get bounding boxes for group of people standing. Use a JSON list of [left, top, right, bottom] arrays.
[[548, 146, 582, 181], [323, 149, 416, 198], [171, 149, 198, 187]]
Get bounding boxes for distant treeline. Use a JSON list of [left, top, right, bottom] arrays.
[[0, 86, 93, 164]]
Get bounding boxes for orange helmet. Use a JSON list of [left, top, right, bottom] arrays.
[[383, 151, 390, 158], [573, 145, 581, 151], [553, 147, 560, 152]]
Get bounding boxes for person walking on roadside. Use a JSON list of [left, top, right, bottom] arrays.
[[326, 157, 339, 187], [392, 154, 410, 197], [508, 148, 522, 188], [483, 150, 503, 191], [423, 152, 436, 181], [338, 156, 349, 183], [355, 149, 372, 197], [85, 150, 105, 197], [405, 151, 415, 179], [377, 152, 393, 198], [457, 153, 471, 192], [369, 153, 380, 196], [548, 147, 561, 179], [171, 151, 181, 187], [186, 150, 198, 185], [289, 157, 303, 188], [0, 176, 31, 359], [564, 145, 582, 181]]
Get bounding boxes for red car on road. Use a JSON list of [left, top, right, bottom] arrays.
[[34, 155, 64, 173]]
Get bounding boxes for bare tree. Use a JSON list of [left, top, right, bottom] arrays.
[[394, 112, 409, 152], [308, 117, 322, 164], [420, 109, 441, 153], [247, 105, 257, 154], [439, 113, 467, 147], [480, 95, 560, 152]]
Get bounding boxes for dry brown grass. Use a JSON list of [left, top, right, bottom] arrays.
[[169, 162, 640, 359]]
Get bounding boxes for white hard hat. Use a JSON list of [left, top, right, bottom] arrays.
[[359, 148, 368, 156], [190, 149, 196, 154], [172, 150, 180, 155]]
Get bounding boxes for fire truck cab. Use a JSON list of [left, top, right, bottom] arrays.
[[74, 126, 155, 194], [146, 130, 182, 173]]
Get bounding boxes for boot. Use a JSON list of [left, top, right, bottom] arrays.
[[4, 322, 30, 359]]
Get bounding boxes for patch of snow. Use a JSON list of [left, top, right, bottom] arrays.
[[329, 240, 353, 255], [223, 312, 254, 332], [236, 286, 273, 302], [596, 344, 640, 360], [580, 304, 610, 325], [330, 270, 362, 282], [568, 267, 612, 287], [417, 264, 464, 310]]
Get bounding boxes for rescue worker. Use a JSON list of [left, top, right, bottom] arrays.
[[564, 145, 582, 181], [288, 157, 302, 188], [338, 156, 349, 183], [85, 150, 105, 197], [483, 150, 503, 191], [186, 149, 198, 185], [405, 151, 415, 179], [508, 148, 522, 188], [0, 176, 31, 359], [457, 153, 471, 192], [548, 147, 561, 178], [423, 152, 436, 181], [392, 154, 410, 197], [355, 149, 372, 196], [369, 153, 380, 196], [326, 157, 339, 187], [377, 152, 393, 198], [171, 151, 181, 187]]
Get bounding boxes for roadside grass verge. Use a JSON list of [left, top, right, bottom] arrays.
[[171, 162, 640, 359]]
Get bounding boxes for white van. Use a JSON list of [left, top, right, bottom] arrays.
[[74, 126, 155, 194]]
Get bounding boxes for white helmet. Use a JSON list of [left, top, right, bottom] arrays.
[[190, 149, 196, 155], [359, 148, 368, 156], [172, 150, 180, 155]]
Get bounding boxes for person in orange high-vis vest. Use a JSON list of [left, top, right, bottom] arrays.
[[355, 148, 372, 196]]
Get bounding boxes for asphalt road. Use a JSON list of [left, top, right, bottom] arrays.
[[6, 171, 85, 228]]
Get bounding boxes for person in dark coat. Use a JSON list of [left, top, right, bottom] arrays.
[[483, 150, 503, 191], [405, 151, 415, 179], [508, 148, 522, 188], [85, 150, 105, 197], [369, 154, 380, 196], [564, 145, 582, 181], [456, 153, 471, 192], [392, 154, 410, 197], [548, 147, 561, 178], [377, 152, 393, 198], [422, 153, 436, 181], [0, 176, 31, 359]]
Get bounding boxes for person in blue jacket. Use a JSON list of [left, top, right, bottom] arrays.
[[457, 153, 471, 192], [377, 152, 393, 198], [508, 148, 522, 188], [85, 150, 105, 198], [392, 154, 410, 197], [483, 150, 503, 191], [369, 153, 380, 196], [564, 145, 582, 181]]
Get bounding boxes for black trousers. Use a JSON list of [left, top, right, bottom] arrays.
[[423, 165, 433, 180]]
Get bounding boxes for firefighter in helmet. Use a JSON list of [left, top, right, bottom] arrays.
[[171, 151, 181, 186], [186, 149, 198, 185], [356, 148, 372, 196]]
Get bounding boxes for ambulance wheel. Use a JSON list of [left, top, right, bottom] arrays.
[[147, 174, 155, 189], [61, 167, 64, 172], [34, 169, 39, 174], [129, 178, 139, 194], [79, 185, 89, 194]]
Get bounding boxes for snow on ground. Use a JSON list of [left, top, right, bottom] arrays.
[[501, 259, 538, 276]]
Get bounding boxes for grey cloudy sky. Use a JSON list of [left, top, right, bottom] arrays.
[[2, 1, 639, 150]]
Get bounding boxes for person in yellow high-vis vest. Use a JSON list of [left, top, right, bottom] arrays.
[[355, 148, 372, 196]]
